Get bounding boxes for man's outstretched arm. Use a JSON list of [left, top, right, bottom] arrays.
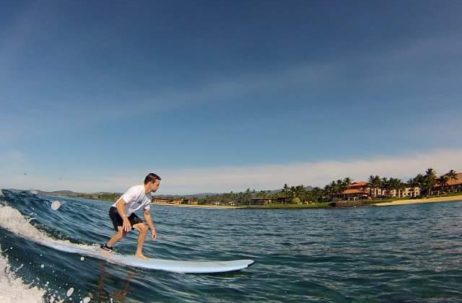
[[144, 210, 157, 240], [116, 199, 131, 232]]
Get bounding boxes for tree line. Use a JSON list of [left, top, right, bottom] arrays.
[[195, 168, 459, 205]]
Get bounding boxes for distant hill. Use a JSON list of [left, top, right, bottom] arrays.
[[36, 186, 315, 200], [38, 190, 80, 196], [38, 190, 122, 202]]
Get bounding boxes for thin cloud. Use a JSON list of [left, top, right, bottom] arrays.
[[2, 149, 460, 195], [160, 148, 461, 194]]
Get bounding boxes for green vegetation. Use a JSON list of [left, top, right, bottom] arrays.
[[83, 192, 121, 201], [193, 168, 460, 208], [46, 191, 121, 202], [49, 168, 460, 209]]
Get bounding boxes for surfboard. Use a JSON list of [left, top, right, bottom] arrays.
[[46, 242, 254, 273]]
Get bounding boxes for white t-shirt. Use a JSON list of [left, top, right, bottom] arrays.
[[112, 185, 152, 216]]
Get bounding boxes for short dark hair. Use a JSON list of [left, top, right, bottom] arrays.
[[144, 173, 161, 184]]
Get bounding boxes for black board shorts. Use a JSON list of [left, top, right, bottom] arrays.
[[109, 207, 143, 232]]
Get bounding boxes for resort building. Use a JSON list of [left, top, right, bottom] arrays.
[[434, 172, 462, 193], [369, 186, 384, 197], [400, 186, 421, 198], [338, 181, 370, 200], [339, 181, 421, 200], [383, 187, 420, 198]]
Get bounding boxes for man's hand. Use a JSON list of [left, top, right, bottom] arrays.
[[122, 217, 132, 232], [151, 229, 157, 240]]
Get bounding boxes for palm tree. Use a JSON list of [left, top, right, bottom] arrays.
[[281, 184, 291, 198], [322, 184, 332, 202], [424, 168, 437, 197], [381, 177, 391, 197], [310, 187, 323, 202], [332, 179, 350, 200], [368, 175, 382, 198], [244, 188, 253, 204], [324, 181, 338, 201], [343, 177, 352, 187], [413, 173, 425, 187], [388, 178, 404, 197], [256, 190, 269, 199], [437, 175, 449, 194], [338, 178, 350, 193], [447, 169, 457, 180], [446, 170, 458, 193], [290, 185, 307, 203], [406, 173, 426, 197]]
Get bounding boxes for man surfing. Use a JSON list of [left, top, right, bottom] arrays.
[[101, 173, 161, 259]]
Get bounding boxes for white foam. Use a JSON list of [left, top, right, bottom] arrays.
[[0, 205, 96, 252], [51, 200, 61, 211], [0, 245, 46, 303], [66, 287, 74, 297]]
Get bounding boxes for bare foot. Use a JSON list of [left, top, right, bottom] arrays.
[[135, 253, 149, 260]]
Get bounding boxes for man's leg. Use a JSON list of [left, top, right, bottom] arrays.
[[106, 227, 127, 248], [104, 207, 127, 250], [133, 223, 148, 259]]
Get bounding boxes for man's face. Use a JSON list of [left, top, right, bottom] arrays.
[[148, 180, 160, 193]]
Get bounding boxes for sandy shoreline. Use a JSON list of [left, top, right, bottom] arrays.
[[374, 194, 462, 207], [154, 195, 462, 209], [153, 202, 237, 209]]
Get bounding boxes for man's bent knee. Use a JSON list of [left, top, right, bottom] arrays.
[[134, 223, 148, 233]]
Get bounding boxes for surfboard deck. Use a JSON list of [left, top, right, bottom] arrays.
[[42, 241, 254, 273], [107, 254, 255, 273]]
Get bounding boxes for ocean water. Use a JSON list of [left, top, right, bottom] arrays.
[[0, 189, 461, 303]]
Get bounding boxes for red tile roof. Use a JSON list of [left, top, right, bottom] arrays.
[[440, 172, 462, 186], [349, 181, 368, 187]]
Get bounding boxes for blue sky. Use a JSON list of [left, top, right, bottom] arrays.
[[1, 0, 461, 194]]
